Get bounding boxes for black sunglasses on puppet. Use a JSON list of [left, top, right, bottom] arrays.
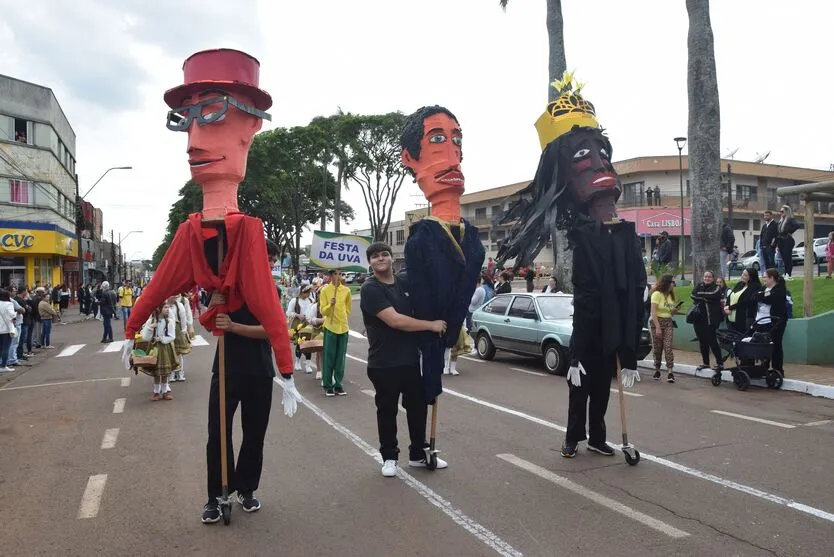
[[166, 94, 272, 131]]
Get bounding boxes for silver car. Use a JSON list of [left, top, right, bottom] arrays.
[[471, 293, 652, 375]]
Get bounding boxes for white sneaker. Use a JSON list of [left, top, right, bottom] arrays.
[[2, 366, 14, 372], [408, 456, 448, 469], [381, 460, 398, 477], [304, 361, 313, 374], [468, 349, 478, 357], [294, 357, 301, 371], [450, 368, 460, 376], [315, 371, 322, 380], [443, 367, 451, 375]]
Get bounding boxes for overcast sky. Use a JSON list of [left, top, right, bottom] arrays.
[[1, 0, 832, 259]]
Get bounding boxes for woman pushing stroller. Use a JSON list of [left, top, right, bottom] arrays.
[[754, 268, 788, 376]]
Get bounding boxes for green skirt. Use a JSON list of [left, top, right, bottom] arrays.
[[138, 342, 180, 378], [174, 327, 192, 355]]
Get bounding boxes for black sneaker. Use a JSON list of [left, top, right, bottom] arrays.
[[561, 441, 577, 458], [201, 499, 221, 523], [237, 491, 261, 513], [667, 372, 676, 383], [587, 442, 615, 456], [653, 370, 661, 380], [325, 388, 335, 397], [696, 364, 709, 371], [334, 386, 347, 396]]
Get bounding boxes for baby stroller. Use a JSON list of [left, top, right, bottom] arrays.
[[713, 317, 784, 391]]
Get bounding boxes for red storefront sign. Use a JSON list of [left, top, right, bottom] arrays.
[[617, 208, 692, 236]]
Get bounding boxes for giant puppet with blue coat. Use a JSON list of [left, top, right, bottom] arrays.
[[400, 106, 485, 469]]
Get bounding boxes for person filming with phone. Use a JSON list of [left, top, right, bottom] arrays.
[[650, 274, 680, 383]]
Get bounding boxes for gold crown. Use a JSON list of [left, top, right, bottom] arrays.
[[534, 71, 600, 151]]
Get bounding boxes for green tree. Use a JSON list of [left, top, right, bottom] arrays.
[[151, 180, 201, 269], [686, 0, 721, 279], [343, 112, 408, 241], [499, 0, 573, 292]]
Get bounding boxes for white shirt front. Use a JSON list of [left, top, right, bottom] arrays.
[[755, 287, 772, 324]]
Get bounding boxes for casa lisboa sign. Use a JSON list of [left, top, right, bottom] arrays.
[[0, 232, 35, 251]]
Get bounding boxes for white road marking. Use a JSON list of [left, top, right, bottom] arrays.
[[112, 398, 126, 414], [348, 330, 366, 339], [77, 474, 107, 519], [804, 420, 832, 427], [274, 377, 522, 557], [346, 354, 367, 364], [56, 344, 85, 358], [498, 453, 689, 539], [361, 389, 406, 413], [439, 387, 834, 524], [460, 356, 483, 363], [100, 428, 119, 449], [611, 388, 644, 398], [191, 335, 210, 346], [120, 377, 131, 387], [0, 378, 122, 392], [100, 341, 124, 353], [710, 410, 796, 429], [510, 367, 548, 377]]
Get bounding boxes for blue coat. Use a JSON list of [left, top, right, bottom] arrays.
[[404, 217, 485, 402]]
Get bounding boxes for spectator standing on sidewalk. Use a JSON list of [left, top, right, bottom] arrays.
[[0, 290, 17, 372], [18, 289, 34, 359], [466, 275, 484, 335], [495, 271, 512, 294], [30, 288, 44, 349], [826, 232, 834, 279], [760, 210, 778, 273], [720, 222, 735, 279], [755, 269, 789, 375], [690, 271, 724, 372], [650, 274, 679, 383], [118, 280, 134, 325], [525, 267, 535, 293], [38, 293, 59, 348], [655, 231, 673, 271], [360, 242, 447, 477], [319, 269, 352, 396], [98, 281, 117, 343], [7, 288, 26, 366], [774, 205, 800, 280]]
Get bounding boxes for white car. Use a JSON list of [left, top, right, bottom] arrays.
[[792, 238, 828, 264], [731, 250, 761, 271]]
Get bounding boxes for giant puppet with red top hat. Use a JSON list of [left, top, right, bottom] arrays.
[[121, 48, 299, 409]]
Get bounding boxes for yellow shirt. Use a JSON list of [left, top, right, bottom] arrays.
[[319, 283, 352, 335], [118, 286, 134, 308], [650, 291, 676, 319]]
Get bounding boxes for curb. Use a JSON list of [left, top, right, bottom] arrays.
[[638, 360, 834, 400]]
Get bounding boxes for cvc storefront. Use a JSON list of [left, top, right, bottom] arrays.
[[0, 221, 78, 289]]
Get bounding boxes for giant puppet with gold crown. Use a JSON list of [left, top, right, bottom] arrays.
[[497, 72, 646, 461]]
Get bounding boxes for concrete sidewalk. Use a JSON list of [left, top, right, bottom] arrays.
[[640, 349, 834, 400]]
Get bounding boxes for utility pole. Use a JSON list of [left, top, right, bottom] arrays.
[[727, 162, 733, 223], [109, 230, 116, 284]]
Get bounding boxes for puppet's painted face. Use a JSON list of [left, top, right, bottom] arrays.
[[562, 129, 620, 205], [401, 113, 464, 200], [177, 91, 263, 185]]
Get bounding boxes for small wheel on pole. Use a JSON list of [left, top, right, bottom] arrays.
[[622, 445, 640, 466], [711, 373, 722, 387]]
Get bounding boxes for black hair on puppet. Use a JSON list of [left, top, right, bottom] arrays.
[[494, 126, 613, 269], [400, 105, 461, 177]]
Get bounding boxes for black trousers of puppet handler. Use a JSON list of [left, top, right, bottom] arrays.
[[207, 373, 273, 499], [367, 364, 428, 462], [566, 351, 617, 446]]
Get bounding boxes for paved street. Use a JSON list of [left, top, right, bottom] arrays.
[[1, 314, 833, 557]]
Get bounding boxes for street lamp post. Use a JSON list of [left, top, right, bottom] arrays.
[[674, 137, 687, 281], [75, 166, 132, 295]]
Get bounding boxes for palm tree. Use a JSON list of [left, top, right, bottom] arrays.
[[499, 0, 574, 291], [686, 0, 721, 279]]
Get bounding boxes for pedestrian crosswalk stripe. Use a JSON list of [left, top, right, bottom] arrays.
[[57, 344, 85, 358], [191, 335, 210, 346], [100, 341, 124, 353]]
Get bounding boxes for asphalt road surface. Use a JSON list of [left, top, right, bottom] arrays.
[[1, 314, 833, 557]]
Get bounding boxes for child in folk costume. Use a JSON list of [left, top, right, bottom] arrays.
[[170, 294, 193, 382], [286, 285, 315, 373], [443, 325, 473, 376], [138, 303, 180, 401], [303, 299, 326, 381]]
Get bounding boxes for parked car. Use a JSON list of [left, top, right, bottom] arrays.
[[470, 293, 652, 375], [730, 249, 761, 271], [792, 238, 828, 264]]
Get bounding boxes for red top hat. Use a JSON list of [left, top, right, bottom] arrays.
[[164, 48, 272, 110]]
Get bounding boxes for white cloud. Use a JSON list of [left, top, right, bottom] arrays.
[[2, 0, 831, 257]]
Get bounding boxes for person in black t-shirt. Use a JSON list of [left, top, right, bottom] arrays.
[[201, 238, 301, 524], [360, 242, 448, 478]]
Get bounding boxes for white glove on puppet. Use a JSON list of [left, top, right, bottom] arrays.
[[621, 368, 641, 389], [121, 338, 134, 371], [282, 376, 303, 418], [567, 363, 586, 387]]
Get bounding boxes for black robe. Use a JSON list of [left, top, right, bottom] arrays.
[[568, 218, 646, 372], [404, 217, 485, 402]]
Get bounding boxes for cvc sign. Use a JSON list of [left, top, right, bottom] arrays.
[[0, 232, 35, 251]]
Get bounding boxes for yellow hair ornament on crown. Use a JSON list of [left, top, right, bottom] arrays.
[[534, 71, 600, 151]]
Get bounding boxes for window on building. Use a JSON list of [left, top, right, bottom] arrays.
[[395, 229, 405, 245], [491, 204, 504, 221], [13, 118, 32, 144], [735, 184, 758, 201], [9, 179, 31, 204], [475, 207, 487, 222], [622, 181, 644, 206]]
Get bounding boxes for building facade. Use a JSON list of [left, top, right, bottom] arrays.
[[0, 74, 79, 289], [402, 156, 834, 272]]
